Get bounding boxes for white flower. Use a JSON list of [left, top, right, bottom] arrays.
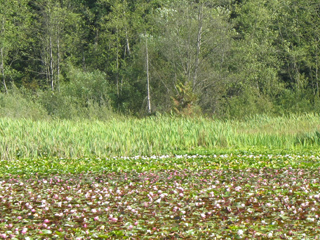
[[238, 229, 244, 235]]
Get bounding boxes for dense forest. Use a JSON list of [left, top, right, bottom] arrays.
[[0, 0, 319, 119]]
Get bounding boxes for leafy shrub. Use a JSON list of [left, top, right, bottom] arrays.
[[64, 66, 111, 108], [38, 91, 80, 119], [38, 67, 115, 120], [223, 87, 274, 119], [0, 86, 48, 120]]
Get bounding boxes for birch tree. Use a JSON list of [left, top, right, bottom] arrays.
[[152, 0, 233, 113], [35, 0, 81, 91]]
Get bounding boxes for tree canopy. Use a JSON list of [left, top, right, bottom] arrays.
[[0, 0, 319, 119]]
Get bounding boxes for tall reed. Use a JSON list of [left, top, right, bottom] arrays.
[[1, 113, 319, 160]]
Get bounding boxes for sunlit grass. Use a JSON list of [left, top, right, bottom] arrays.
[[1, 113, 320, 160]]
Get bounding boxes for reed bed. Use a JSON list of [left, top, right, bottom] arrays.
[[1, 113, 320, 160]]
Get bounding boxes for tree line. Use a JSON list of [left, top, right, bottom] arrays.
[[0, 0, 319, 119]]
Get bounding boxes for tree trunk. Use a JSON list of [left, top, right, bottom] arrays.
[[0, 17, 7, 93], [125, 29, 131, 56], [0, 47, 7, 93], [116, 27, 120, 97], [49, 36, 54, 91], [193, 3, 203, 91], [316, 41, 319, 96], [57, 36, 60, 92], [146, 36, 151, 114]]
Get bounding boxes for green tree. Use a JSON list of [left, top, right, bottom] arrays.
[[0, 0, 30, 93], [276, 0, 320, 98], [227, 0, 284, 117], [94, 0, 133, 96], [88, 0, 157, 113], [147, 0, 233, 114], [32, 0, 82, 91]]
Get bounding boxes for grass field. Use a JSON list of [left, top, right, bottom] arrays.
[[1, 113, 320, 160], [1, 114, 320, 239]]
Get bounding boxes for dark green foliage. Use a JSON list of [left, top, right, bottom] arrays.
[[295, 130, 320, 146]]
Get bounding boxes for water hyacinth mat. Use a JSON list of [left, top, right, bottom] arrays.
[[1, 155, 320, 239]]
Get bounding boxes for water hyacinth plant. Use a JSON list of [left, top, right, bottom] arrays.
[[1, 154, 320, 238]]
